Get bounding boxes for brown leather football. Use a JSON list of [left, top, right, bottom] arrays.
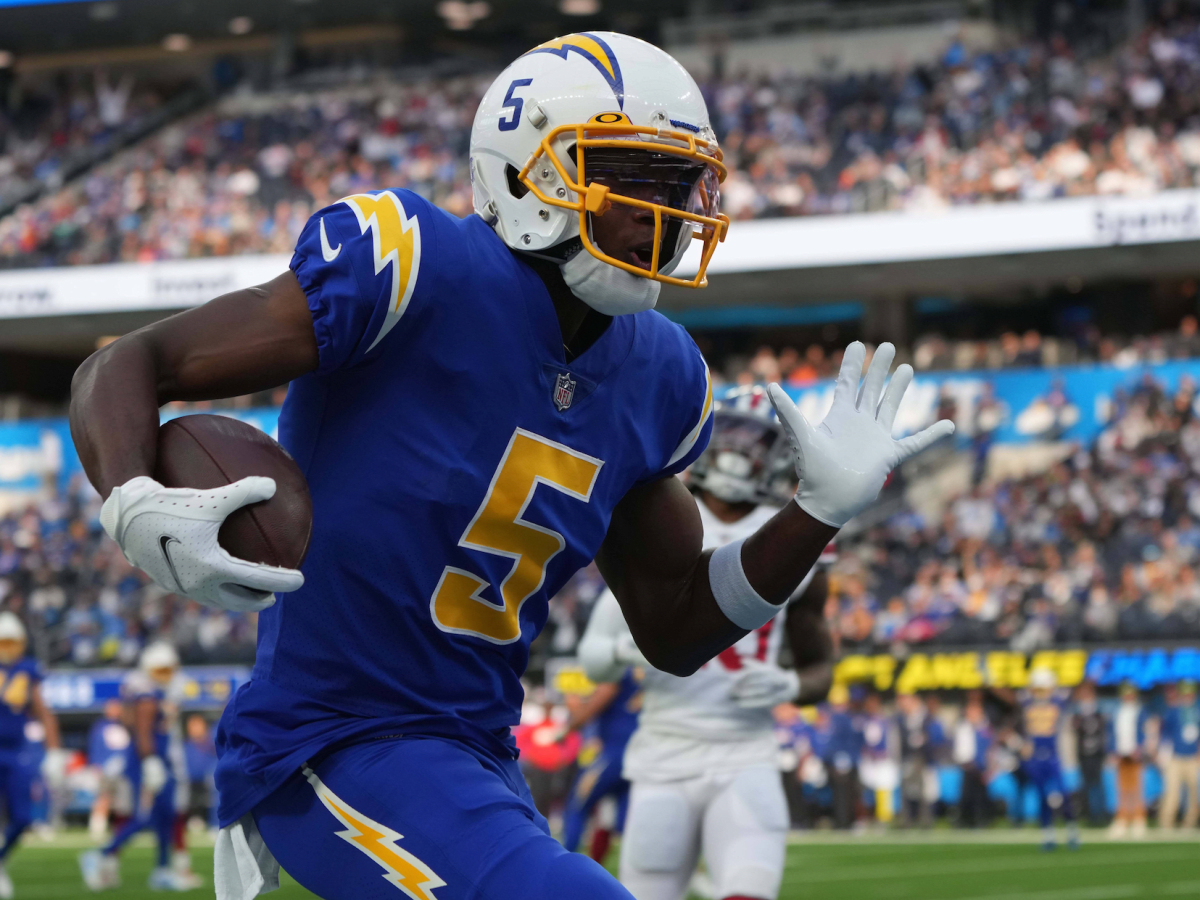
[[153, 414, 312, 570]]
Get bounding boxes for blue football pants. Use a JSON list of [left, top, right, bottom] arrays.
[[561, 752, 629, 853], [253, 736, 635, 900], [104, 756, 174, 867], [0, 758, 32, 862]]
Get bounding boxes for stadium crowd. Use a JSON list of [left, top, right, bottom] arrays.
[[825, 369, 1200, 654], [6, 5, 1200, 266], [0, 71, 181, 214], [713, 316, 1200, 389]]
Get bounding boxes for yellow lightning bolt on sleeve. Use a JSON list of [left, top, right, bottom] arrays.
[[339, 191, 423, 352]]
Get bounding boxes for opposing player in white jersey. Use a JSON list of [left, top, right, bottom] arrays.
[[579, 387, 834, 900]]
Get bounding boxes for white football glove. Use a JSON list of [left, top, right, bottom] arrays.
[[140, 754, 168, 796], [728, 659, 801, 709], [100, 475, 304, 613], [768, 342, 954, 527], [40, 748, 69, 788]]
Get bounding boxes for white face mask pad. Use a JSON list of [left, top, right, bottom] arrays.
[[560, 249, 661, 316]]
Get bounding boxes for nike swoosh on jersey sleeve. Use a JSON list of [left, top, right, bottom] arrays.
[[290, 190, 427, 373]]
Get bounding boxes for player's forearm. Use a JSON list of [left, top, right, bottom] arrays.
[[650, 506, 833, 673], [568, 683, 618, 730], [795, 662, 834, 706], [71, 275, 319, 498], [741, 502, 839, 605], [70, 333, 163, 497], [42, 716, 61, 750], [599, 479, 835, 677]]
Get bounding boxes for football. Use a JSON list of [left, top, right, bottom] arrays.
[[153, 414, 313, 570]]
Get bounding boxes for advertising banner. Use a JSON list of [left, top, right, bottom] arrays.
[[0, 254, 290, 320], [678, 186, 1200, 276], [548, 645, 1200, 701], [42, 665, 250, 712], [835, 646, 1200, 693]]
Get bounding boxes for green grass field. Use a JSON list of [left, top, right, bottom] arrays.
[[3, 833, 1197, 898]]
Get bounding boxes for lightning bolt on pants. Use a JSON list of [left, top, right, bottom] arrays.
[[253, 735, 635, 900]]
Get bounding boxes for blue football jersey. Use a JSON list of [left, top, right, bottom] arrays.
[[595, 668, 642, 755], [1022, 693, 1066, 760], [121, 671, 171, 760], [215, 189, 713, 826], [0, 658, 39, 754]]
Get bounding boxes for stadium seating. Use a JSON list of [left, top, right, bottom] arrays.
[[6, 11, 1200, 267]]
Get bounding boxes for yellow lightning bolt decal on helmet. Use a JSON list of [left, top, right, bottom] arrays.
[[340, 191, 423, 352], [305, 766, 446, 900]]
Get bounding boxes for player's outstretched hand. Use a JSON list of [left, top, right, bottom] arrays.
[[100, 475, 304, 613], [767, 341, 954, 528], [728, 659, 801, 709]]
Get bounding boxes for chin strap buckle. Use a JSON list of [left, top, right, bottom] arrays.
[[584, 183, 611, 216]]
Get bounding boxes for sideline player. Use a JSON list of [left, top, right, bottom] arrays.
[[0, 613, 64, 899], [79, 642, 198, 891], [1021, 668, 1080, 851], [561, 667, 642, 861], [579, 389, 834, 900], [69, 32, 951, 900]]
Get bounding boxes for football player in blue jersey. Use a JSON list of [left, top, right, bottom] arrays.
[[70, 32, 952, 900], [0, 613, 64, 900], [1021, 668, 1080, 851], [79, 642, 197, 892], [561, 667, 642, 861]]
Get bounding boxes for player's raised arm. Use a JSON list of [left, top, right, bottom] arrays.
[[69, 270, 318, 497], [598, 341, 952, 677]]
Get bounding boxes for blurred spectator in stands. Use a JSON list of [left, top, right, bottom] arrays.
[[1159, 679, 1200, 829], [1109, 681, 1149, 838], [824, 684, 864, 829], [1073, 680, 1109, 826], [953, 691, 993, 828], [859, 691, 897, 823], [896, 692, 935, 828], [773, 702, 814, 828]]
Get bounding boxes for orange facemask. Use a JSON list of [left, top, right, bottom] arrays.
[[518, 116, 730, 288]]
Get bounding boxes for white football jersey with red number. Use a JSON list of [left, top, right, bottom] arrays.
[[622, 498, 815, 782]]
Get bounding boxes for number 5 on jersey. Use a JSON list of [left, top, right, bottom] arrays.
[[431, 428, 603, 643]]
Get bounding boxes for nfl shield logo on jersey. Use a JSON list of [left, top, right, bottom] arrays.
[[553, 372, 576, 411]]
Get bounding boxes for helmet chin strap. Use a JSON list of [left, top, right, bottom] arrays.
[[560, 250, 660, 316]]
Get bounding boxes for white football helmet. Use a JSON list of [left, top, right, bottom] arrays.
[[1029, 668, 1058, 691], [139, 641, 180, 685], [0, 612, 26, 665], [688, 385, 795, 506], [470, 32, 728, 314]]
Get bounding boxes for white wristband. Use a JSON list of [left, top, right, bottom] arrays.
[[709, 538, 782, 631]]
